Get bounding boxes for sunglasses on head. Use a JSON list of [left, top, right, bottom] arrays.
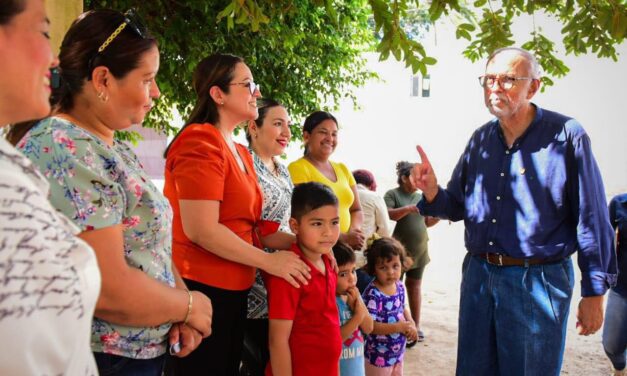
[[88, 9, 148, 75]]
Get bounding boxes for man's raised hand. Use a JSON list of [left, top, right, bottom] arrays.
[[410, 145, 439, 202]]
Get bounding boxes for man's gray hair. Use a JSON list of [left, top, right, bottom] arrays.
[[486, 47, 542, 79]]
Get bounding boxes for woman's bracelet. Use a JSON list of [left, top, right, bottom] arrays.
[[183, 290, 193, 325]]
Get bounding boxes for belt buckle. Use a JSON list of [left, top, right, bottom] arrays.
[[487, 253, 503, 266]]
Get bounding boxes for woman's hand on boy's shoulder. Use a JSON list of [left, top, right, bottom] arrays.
[[263, 250, 311, 288]]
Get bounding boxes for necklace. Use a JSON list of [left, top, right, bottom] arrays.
[[264, 159, 279, 177]]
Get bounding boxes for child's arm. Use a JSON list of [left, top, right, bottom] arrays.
[[403, 306, 418, 341], [269, 319, 294, 376], [340, 312, 364, 340], [339, 288, 366, 340], [371, 320, 414, 335], [349, 287, 374, 335]]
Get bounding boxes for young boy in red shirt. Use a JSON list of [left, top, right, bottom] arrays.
[[266, 182, 343, 376]]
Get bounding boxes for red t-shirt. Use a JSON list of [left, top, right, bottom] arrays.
[[164, 123, 262, 290], [265, 243, 342, 376]]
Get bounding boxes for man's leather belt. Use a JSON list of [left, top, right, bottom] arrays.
[[476, 253, 563, 267]]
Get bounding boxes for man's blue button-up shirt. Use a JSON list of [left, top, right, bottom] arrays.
[[609, 194, 627, 296], [418, 105, 617, 296]]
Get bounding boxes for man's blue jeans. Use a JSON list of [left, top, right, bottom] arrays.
[[456, 254, 574, 376], [603, 289, 627, 370]]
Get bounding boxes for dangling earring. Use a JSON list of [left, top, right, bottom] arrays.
[[98, 91, 108, 103]]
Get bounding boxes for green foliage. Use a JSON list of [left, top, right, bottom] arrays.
[[84, 0, 626, 140], [212, 0, 626, 94], [522, 31, 570, 92], [368, 0, 437, 75], [85, 0, 376, 141], [560, 1, 625, 60], [462, 8, 515, 61], [367, 0, 624, 88], [456, 0, 625, 89]]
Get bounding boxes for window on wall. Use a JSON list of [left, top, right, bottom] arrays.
[[422, 74, 430, 97], [410, 75, 420, 97], [410, 74, 431, 97]]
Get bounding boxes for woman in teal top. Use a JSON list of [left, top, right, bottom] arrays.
[[13, 9, 212, 375], [384, 161, 439, 344]]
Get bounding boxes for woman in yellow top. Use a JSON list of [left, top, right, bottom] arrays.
[[288, 111, 364, 250]]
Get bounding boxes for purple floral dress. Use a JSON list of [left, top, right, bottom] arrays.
[[18, 117, 174, 359], [363, 281, 407, 367]]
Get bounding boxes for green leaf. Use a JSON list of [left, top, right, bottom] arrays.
[[458, 23, 476, 31], [423, 56, 437, 65], [456, 28, 472, 40], [611, 10, 626, 39], [392, 46, 402, 60], [216, 1, 235, 22], [418, 62, 427, 76]]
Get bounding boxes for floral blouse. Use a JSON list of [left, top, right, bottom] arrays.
[[246, 151, 293, 319], [18, 117, 175, 359]]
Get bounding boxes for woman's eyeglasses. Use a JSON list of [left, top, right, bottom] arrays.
[[88, 9, 147, 75], [229, 81, 261, 95]]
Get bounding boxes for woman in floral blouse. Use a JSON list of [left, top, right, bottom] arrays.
[[241, 99, 294, 375], [13, 9, 212, 376]]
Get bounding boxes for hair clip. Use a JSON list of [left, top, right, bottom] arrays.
[[366, 233, 382, 248]]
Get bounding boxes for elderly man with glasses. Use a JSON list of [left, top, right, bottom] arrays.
[[411, 47, 616, 376]]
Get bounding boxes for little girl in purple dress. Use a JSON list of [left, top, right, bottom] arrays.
[[362, 237, 418, 376]]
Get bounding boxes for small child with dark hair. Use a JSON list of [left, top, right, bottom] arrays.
[[333, 242, 374, 376], [362, 237, 417, 376], [266, 182, 343, 376]]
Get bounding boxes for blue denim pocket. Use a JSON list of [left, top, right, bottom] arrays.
[[542, 260, 574, 324]]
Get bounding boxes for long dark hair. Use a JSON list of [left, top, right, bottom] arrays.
[[163, 53, 243, 158], [6, 9, 157, 145], [0, 0, 25, 25], [246, 98, 284, 144], [302, 110, 338, 156]]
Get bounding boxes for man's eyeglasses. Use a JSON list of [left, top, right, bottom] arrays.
[[229, 81, 260, 95], [88, 9, 147, 75], [478, 75, 535, 90]]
